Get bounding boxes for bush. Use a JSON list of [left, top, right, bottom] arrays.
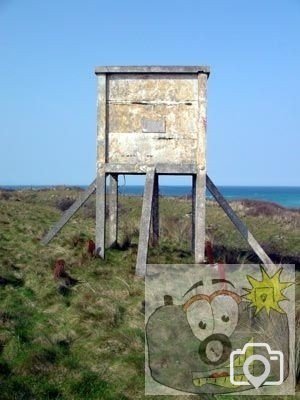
[[240, 199, 286, 217], [82, 200, 96, 219], [0, 191, 13, 201], [55, 197, 75, 212]]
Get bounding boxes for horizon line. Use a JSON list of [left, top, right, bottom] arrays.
[[1, 184, 300, 188]]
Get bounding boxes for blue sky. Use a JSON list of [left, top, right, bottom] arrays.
[[0, 0, 299, 186]]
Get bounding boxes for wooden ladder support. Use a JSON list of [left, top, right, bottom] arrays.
[[135, 167, 156, 277], [41, 179, 96, 245], [206, 174, 273, 265]]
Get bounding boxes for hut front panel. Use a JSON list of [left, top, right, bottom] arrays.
[[106, 74, 200, 165]]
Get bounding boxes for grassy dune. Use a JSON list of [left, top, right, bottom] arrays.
[[0, 188, 299, 399]]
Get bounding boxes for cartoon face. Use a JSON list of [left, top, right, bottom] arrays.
[[183, 279, 240, 344], [146, 273, 290, 395]]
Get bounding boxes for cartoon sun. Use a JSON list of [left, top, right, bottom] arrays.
[[243, 266, 293, 315]]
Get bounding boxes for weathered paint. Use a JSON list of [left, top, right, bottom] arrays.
[[108, 104, 198, 135], [95, 67, 209, 271], [106, 74, 201, 166], [197, 73, 207, 169], [95, 66, 210, 74], [193, 73, 208, 262], [193, 169, 206, 263], [108, 133, 197, 164], [96, 166, 106, 258], [96, 74, 108, 257], [151, 174, 159, 247], [96, 74, 107, 164], [136, 167, 156, 277], [107, 174, 118, 248], [104, 163, 197, 174], [107, 74, 198, 102]]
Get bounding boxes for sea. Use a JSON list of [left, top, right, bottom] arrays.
[[1, 185, 300, 209]]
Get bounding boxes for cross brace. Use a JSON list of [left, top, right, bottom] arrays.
[[41, 174, 273, 272]]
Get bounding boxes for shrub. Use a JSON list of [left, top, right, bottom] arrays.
[[0, 191, 13, 201], [240, 199, 286, 217], [55, 197, 75, 212], [82, 200, 96, 219]]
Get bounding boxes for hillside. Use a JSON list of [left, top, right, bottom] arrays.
[[0, 188, 299, 399]]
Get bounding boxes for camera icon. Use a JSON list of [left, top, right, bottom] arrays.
[[230, 343, 284, 389]]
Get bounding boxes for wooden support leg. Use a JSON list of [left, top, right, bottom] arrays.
[[107, 174, 118, 248], [41, 179, 96, 245], [136, 168, 156, 277], [96, 167, 106, 258], [193, 170, 206, 263], [206, 174, 273, 265], [192, 175, 196, 253], [151, 174, 159, 247]]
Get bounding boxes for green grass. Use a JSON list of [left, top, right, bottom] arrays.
[[0, 188, 299, 399]]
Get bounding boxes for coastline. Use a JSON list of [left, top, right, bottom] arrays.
[[1, 185, 299, 209]]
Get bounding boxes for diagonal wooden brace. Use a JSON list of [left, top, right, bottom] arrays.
[[41, 179, 96, 245], [206, 175, 273, 266]]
